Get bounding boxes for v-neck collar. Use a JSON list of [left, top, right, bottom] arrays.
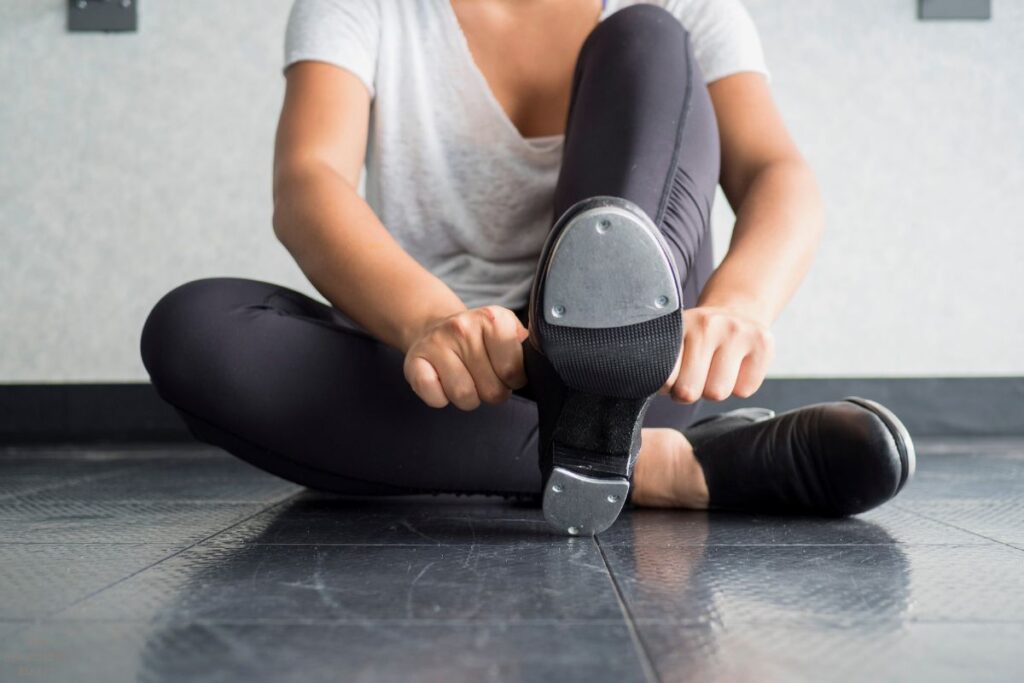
[[438, 0, 610, 155]]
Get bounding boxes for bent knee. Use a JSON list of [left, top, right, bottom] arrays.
[[592, 4, 690, 51], [140, 278, 261, 406]]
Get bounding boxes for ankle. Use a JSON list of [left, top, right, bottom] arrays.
[[633, 428, 709, 509]]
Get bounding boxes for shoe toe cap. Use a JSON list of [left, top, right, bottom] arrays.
[[816, 402, 905, 516]]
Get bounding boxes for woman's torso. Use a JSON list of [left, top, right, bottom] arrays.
[[284, 0, 768, 310]]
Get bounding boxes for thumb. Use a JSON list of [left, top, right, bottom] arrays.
[[516, 319, 529, 342], [404, 355, 449, 408]]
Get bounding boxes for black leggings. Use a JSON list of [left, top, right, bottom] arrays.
[[141, 5, 720, 498]]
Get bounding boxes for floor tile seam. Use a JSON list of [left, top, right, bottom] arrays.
[[0, 499, 287, 511], [915, 448, 1024, 457], [2, 617, 635, 627], [0, 542, 184, 551], [6, 497, 304, 505], [0, 466, 150, 503], [40, 497, 296, 621], [630, 614, 1024, 625], [0, 447, 225, 459], [596, 541, 994, 548], [197, 540, 625, 548], [595, 537, 661, 683], [628, 617, 1024, 627], [0, 541, 231, 547], [22, 616, 1024, 628], [892, 504, 1024, 552]]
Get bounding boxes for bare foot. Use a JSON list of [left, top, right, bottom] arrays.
[[632, 428, 710, 509]]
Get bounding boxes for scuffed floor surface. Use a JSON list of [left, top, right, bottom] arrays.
[[1, 440, 1023, 682]]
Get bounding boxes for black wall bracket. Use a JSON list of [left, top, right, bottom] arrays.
[[68, 0, 138, 32], [919, 0, 991, 20]]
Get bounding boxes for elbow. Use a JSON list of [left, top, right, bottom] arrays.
[[271, 200, 291, 247], [767, 156, 826, 238], [271, 169, 302, 251]]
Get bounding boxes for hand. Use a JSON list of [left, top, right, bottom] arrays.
[[661, 306, 775, 403], [403, 306, 529, 410]]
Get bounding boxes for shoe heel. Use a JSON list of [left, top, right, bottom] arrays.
[[542, 388, 652, 535], [544, 466, 630, 536], [532, 197, 682, 535]]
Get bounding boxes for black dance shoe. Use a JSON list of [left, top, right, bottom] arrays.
[[685, 398, 916, 516], [526, 196, 683, 536]]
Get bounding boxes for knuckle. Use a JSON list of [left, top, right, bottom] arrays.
[[673, 385, 697, 403], [754, 327, 772, 347], [452, 383, 476, 403], [497, 365, 518, 385], [704, 386, 728, 401], [480, 385, 508, 404], [480, 306, 513, 333], [453, 393, 479, 411], [447, 316, 473, 340]]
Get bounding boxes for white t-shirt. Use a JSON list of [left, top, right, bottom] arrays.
[[284, 0, 768, 310]]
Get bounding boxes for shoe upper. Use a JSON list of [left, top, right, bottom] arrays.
[[690, 400, 910, 517]]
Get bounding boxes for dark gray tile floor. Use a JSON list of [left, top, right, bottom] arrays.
[[1, 440, 1022, 682]]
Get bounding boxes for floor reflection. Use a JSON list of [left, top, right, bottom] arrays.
[[122, 496, 915, 680], [613, 511, 913, 679]]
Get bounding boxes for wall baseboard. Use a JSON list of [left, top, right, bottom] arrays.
[[1, 379, 1021, 445]]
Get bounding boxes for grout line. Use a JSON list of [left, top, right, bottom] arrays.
[[595, 535, 660, 683], [892, 504, 1024, 552], [0, 617, 638, 627], [8, 615, 1024, 627], [41, 492, 302, 621], [0, 465, 149, 503]]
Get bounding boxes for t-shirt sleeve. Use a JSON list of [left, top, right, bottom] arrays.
[[664, 0, 769, 83], [284, 0, 380, 96]]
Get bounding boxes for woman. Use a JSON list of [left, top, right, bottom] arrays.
[[141, 0, 914, 535]]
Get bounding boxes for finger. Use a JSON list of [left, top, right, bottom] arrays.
[[659, 344, 682, 395], [433, 349, 482, 411], [516, 319, 529, 342], [733, 352, 767, 398], [703, 345, 747, 401], [733, 332, 774, 398], [404, 356, 448, 408], [672, 328, 714, 403], [458, 325, 510, 405], [482, 308, 528, 390]]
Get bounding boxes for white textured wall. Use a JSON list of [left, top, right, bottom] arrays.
[[1, 0, 1022, 381], [727, 0, 1024, 376], [0, 1, 306, 382]]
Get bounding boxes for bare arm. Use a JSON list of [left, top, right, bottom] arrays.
[[665, 72, 824, 403], [273, 62, 466, 352], [701, 72, 824, 325], [273, 62, 526, 410]]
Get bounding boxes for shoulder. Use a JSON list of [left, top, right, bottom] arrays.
[[659, 0, 758, 35], [285, 0, 384, 95], [287, 0, 381, 28], [659, 0, 769, 83]]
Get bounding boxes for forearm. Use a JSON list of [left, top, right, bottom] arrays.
[[698, 160, 824, 325], [273, 164, 466, 351]]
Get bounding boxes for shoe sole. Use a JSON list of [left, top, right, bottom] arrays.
[[843, 397, 916, 493], [532, 197, 683, 535]]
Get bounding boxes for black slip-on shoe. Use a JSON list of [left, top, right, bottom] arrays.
[[527, 196, 683, 536], [686, 397, 916, 516]]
